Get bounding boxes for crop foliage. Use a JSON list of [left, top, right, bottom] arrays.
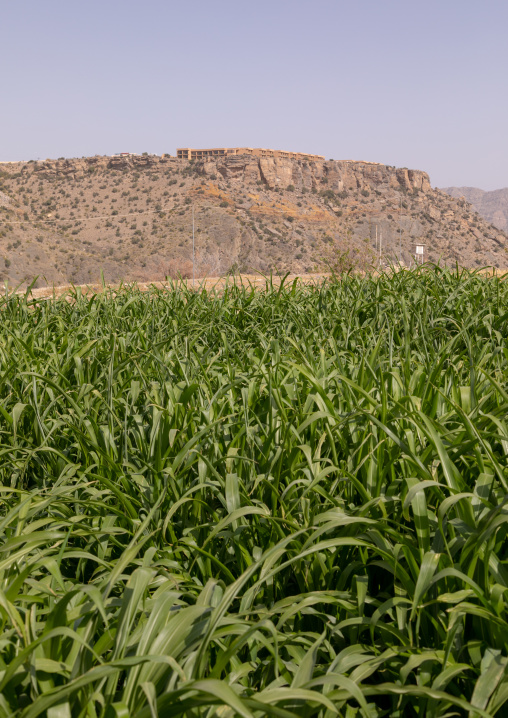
[[0, 268, 508, 716]]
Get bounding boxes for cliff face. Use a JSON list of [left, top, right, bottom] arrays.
[[199, 154, 432, 194], [26, 153, 433, 197], [441, 186, 508, 233], [0, 154, 505, 288]]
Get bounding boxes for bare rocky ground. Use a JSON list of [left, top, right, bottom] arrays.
[[441, 186, 508, 233], [0, 154, 506, 288]]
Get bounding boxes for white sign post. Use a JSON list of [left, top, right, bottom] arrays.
[[415, 244, 424, 265]]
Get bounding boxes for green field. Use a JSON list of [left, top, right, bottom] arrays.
[[1, 269, 508, 717]]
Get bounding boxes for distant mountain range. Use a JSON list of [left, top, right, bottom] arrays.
[[441, 186, 508, 232]]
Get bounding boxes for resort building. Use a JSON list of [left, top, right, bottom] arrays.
[[176, 147, 324, 162]]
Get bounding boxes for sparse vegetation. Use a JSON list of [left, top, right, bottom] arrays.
[[0, 155, 504, 287]]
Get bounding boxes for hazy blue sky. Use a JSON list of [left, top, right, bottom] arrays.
[[2, 0, 507, 189]]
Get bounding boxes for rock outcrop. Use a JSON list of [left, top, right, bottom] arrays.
[[441, 186, 508, 233], [0, 153, 505, 288], [198, 155, 432, 195]]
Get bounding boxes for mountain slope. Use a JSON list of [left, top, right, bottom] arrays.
[[0, 154, 506, 288], [441, 186, 508, 233]]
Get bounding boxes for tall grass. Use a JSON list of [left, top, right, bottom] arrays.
[[1, 268, 508, 717]]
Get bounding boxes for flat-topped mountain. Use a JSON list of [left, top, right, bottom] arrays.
[[0, 153, 505, 287], [441, 186, 508, 233]]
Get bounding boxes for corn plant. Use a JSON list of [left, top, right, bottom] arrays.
[[0, 268, 508, 717]]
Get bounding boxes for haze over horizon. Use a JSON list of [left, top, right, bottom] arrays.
[[2, 0, 507, 191]]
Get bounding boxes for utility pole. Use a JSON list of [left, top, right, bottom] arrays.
[[192, 204, 195, 289], [399, 195, 402, 264], [379, 230, 382, 268]]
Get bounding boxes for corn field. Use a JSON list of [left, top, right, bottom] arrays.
[[1, 269, 508, 717]]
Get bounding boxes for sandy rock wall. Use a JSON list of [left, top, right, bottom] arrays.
[[196, 155, 432, 196]]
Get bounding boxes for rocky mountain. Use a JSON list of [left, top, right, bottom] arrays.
[[0, 154, 506, 288], [441, 186, 508, 233]]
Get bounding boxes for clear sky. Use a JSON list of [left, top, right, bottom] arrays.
[[2, 0, 507, 189]]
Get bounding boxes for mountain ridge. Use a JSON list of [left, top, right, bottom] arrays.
[[0, 154, 505, 288], [440, 186, 508, 233]]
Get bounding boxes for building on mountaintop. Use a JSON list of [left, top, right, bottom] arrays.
[[176, 147, 324, 162]]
